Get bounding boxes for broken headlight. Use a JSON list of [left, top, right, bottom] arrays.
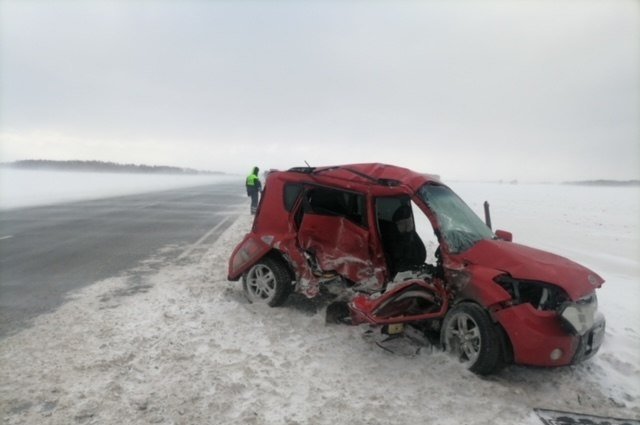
[[559, 294, 598, 336], [494, 275, 570, 311]]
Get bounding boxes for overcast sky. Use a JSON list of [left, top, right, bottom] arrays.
[[0, 0, 638, 181]]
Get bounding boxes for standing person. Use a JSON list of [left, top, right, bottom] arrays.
[[245, 166, 262, 214]]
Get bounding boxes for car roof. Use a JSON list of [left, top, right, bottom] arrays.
[[279, 163, 441, 194]]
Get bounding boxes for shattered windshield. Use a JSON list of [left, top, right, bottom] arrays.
[[419, 184, 494, 253]]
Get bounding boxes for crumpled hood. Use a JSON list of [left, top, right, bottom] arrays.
[[461, 239, 604, 300]]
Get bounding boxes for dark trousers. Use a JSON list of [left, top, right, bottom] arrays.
[[249, 189, 259, 214]]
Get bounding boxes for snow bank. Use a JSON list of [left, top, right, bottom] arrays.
[[0, 169, 242, 210], [1, 183, 638, 424]]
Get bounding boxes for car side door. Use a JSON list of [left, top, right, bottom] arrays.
[[296, 186, 375, 284]]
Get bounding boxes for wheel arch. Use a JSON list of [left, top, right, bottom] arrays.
[[262, 249, 296, 283], [447, 298, 514, 366]]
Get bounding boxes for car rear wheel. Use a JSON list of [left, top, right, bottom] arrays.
[[242, 257, 292, 307], [441, 302, 504, 375]]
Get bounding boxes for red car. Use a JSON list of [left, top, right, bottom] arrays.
[[228, 163, 605, 374]]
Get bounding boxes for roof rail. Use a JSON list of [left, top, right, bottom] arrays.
[[287, 166, 315, 174], [313, 166, 402, 187]]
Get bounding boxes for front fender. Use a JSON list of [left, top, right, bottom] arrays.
[[447, 264, 512, 309]]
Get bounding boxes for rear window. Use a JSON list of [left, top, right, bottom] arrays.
[[284, 183, 303, 211], [304, 187, 367, 227]]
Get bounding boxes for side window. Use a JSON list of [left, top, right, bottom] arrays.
[[283, 183, 303, 212], [304, 187, 367, 227], [376, 196, 410, 245], [411, 199, 439, 266], [375, 197, 410, 223], [375, 196, 439, 267]]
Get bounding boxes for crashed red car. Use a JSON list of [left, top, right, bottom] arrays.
[[228, 163, 605, 374]]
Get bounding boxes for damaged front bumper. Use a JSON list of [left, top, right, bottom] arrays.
[[571, 312, 605, 363], [495, 302, 605, 367]]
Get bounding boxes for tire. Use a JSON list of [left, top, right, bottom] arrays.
[[440, 302, 504, 375], [242, 256, 292, 307]]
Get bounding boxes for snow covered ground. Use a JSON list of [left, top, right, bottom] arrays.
[[1, 178, 639, 424], [0, 168, 242, 210]]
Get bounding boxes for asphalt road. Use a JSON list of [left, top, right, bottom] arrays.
[[0, 182, 245, 338]]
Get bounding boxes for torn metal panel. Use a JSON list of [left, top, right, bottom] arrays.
[[534, 408, 640, 425]]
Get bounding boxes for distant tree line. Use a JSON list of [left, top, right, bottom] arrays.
[[0, 160, 224, 175], [563, 179, 640, 187]]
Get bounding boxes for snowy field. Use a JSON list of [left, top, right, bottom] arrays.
[[0, 169, 242, 210], [1, 177, 639, 424]]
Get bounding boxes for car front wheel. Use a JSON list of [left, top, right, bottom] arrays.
[[441, 302, 504, 375], [242, 257, 292, 307]]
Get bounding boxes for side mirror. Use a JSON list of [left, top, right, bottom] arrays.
[[483, 201, 492, 229], [495, 229, 513, 242]]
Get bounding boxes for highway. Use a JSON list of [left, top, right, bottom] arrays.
[[0, 182, 245, 338]]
